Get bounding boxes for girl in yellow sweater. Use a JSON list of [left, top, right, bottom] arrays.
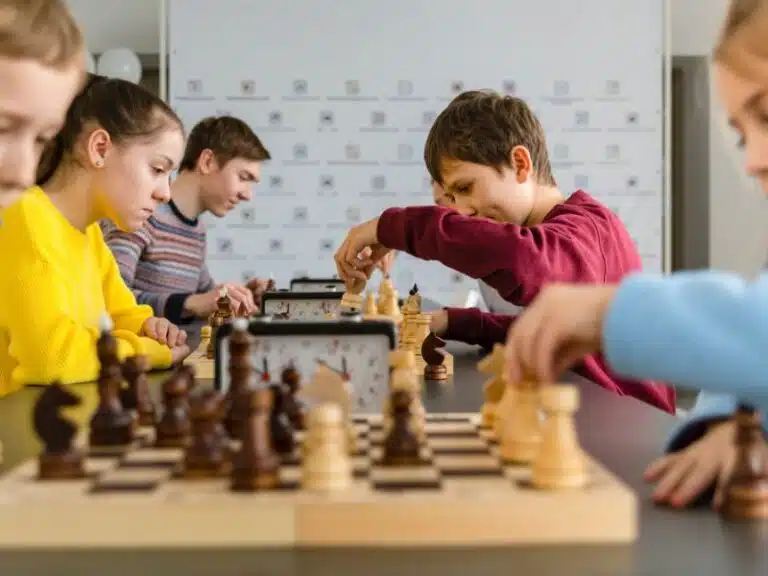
[[0, 0, 86, 210], [0, 74, 189, 395]]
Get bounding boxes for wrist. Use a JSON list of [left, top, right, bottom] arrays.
[[182, 294, 202, 317]]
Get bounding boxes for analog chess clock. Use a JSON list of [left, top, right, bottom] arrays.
[[290, 276, 345, 292], [261, 290, 344, 319], [213, 314, 397, 412]]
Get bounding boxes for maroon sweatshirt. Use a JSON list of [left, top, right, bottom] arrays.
[[376, 190, 676, 414]]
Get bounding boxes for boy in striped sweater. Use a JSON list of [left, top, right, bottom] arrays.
[[102, 116, 272, 326]]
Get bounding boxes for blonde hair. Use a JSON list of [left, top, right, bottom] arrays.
[[714, 0, 768, 67], [0, 0, 84, 67]]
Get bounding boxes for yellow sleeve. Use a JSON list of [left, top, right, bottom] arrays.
[[92, 225, 152, 333], [4, 258, 141, 385]]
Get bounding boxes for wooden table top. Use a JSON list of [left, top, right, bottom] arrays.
[[0, 343, 766, 575]]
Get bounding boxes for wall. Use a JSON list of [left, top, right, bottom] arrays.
[[68, 0, 768, 276]]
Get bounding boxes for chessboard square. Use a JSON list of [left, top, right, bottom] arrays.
[[92, 467, 170, 493], [369, 445, 432, 463], [427, 436, 491, 454], [120, 447, 184, 468], [278, 464, 301, 490], [424, 420, 476, 436], [371, 465, 441, 490], [477, 427, 498, 444], [433, 454, 504, 476], [351, 454, 371, 476], [88, 443, 135, 458], [352, 437, 370, 455], [353, 421, 371, 437]]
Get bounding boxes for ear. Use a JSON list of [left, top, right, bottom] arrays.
[[86, 128, 112, 169], [509, 145, 532, 183], [196, 149, 220, 175]]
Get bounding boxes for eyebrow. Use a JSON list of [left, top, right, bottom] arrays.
[[158, 155, 175, 169], [241, 170, 259, 183], [730, 89, 767, 127]]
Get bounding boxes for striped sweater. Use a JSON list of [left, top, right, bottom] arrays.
[[101, 201, 215, 325]]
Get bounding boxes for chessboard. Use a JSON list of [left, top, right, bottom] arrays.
[[0, 411, 635, 548]]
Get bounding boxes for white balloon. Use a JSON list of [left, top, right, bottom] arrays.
[[96, 48, 142, 83], [84, 51, 95, 74]]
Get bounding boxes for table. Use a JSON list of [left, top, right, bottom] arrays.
[[0, 343, 766, 575]]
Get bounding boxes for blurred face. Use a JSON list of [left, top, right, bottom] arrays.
[[0, 57, 83, 209], [92, 124, 185, 231], [437, 146, 535, 224], [716, 60, 768, 195], [199, 153, 261, 217]]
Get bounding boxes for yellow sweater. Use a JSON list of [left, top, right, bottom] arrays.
[[0, 187, 172, 396]]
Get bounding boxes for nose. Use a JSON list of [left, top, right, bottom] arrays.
[[744, 133, 768, 186], [153, 177, 172, 203], [239, 186, 252, 202], [0, 138, 37, 201], [452, 197, 475, 216]]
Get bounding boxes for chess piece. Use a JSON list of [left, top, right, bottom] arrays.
[[385, 352, 425, 441], [302, 360, 356, 453], [302, 403, 352, 491], [422, 332, 448, 381], [281, 363, 305, 430], [183, 390, 230, 477], [155, 366, 194, 448], [477, 344, 507, 428], [122, 354, 156, 427], [224, 318, 255, 438], [411, 315, 432, 374], [90, 314, 134, 447], [377, 275, 401, 320], [231, 388, 280, 491], [499, 381, 542, 464], [494, 382, 519, 439], [34, 383, 86, 479], [531, 384, 587, 490], [207, 287, 233, 358], [269, 382, 295, 455], [382, 389, 423, 466], [721, 403, 768, 520], [340, 279, 364, 312], [363, 290, 378, 317]]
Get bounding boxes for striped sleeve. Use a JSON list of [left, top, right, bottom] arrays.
[[100, 219, 169, 317]]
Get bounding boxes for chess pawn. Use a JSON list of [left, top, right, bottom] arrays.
[[281, 364, 305, 430], [721, 404, 768, 520], [363, 291, 378, 317], [477, 344, 507, 428], [231, 388, 280, 491], [384, 366, 425, 441], [183, 390, 230, 478], [341, 279, 364, 312], [531, 384, 587, 490], [381, 389, 423, 466], [499, 382, 541, 464], [122, 354, 156, 427], [302, 403, 352, 492], [200, 325, 212, 355], [155, 367, 193, 448]]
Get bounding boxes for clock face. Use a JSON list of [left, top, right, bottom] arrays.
[[214, 319, 397, 413], [263, 298, 341, 319]]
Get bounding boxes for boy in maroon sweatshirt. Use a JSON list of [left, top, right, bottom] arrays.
[[335, 90, 676, 414]]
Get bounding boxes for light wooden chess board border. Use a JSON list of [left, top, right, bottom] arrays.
[[0, 413, 636, 548]]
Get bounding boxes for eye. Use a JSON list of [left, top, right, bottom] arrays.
[[152, 166, 167, 175]]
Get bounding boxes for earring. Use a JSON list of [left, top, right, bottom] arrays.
[[95, 159, 103, 168]]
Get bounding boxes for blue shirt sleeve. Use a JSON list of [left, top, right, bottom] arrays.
[[602, 271, 768, 411]]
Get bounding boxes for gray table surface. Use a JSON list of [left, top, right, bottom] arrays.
[[2, 342, 767, 575]]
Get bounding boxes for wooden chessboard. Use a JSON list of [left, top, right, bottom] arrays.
[[0, 413, 636, 548], [185, 343, 214, 380]]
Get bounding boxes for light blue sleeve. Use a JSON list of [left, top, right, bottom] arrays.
[[602, 271, 768, 410]]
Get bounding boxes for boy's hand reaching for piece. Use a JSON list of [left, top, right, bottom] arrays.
[[142, 316, 187, 347], [504, 283, 617, 384], [334, 218, 391, 283], [643, 420, 760, 510]]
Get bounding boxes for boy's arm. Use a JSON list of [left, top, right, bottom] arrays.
[[164, 262, 216, 325], [603, 271, 768, 407], [443, 307, 514, 350], [376, 205, 604, 306]]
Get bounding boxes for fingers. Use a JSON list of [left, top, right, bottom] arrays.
[[667, 457, 719, 508], [334, 235, 368, 282], [651, 453, 695, 504], [153, 318, 170, 345], [644, 454, 673, 482], [226, 284, 257, 315]]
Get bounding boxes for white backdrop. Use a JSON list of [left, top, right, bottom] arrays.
[[166, 0, 667, 303]]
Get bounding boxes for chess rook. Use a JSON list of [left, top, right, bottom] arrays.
[[224, 317, 255, 438], [231, 388, 280, 491], [301, 403, 352, 491]]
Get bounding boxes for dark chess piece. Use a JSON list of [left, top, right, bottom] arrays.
[[207, 288, 233, 358], [122, 354, 156, 426], [34, 383, 86, 479], [183, 390, 230, 477], [281, 363, 305, 430], [155, 366, 194, 448], [269, 383, 295, 455], [224, 318, 255, 438], [231, 388, 280, 491], [381, 389, 422, 466], [422, 332, 448, 381], [90, 317, 134, 447], [721, 403, 768, 520]]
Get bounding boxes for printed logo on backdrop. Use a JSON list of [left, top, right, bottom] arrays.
[[326, 205, 362, 230], [210, 236, 245, 261], [285, 142, 320, 166], [318, 110, 337, 132], [229, 79, 267, 101], [502, 80, 517, 95], [282, 205, 320, 230], [438, 80, 465, 102], [388, 79, 427, 102], [545, 80, 582, 105], [284, 78, 319, 101], [566, 110, 599, 133], [328, 142, 378, 166], [256, 237, 296, 261], [224, 206, 269, 230], [328, 79, 377, 102], [182, 79, 212, 101], [362, 174, 394, 198], [317, 174, 337, 197]]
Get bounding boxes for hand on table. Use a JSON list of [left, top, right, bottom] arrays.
[[184, 283, 256, 318], [141, 316, 186, 347], [503, 283, 618, 383], [643, 420, 757, 509], [334, 218, 391, 284]]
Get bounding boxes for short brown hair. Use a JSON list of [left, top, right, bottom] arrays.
[[714, 0, 768, 64], [424, 90, 556, 187], [0, 0, 84, 68], [179, 116, 271, 172]]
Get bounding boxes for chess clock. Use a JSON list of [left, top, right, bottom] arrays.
[[260, 290, 344, 320], [290, 276, 346, 292], [213, 314, 397, 412]]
